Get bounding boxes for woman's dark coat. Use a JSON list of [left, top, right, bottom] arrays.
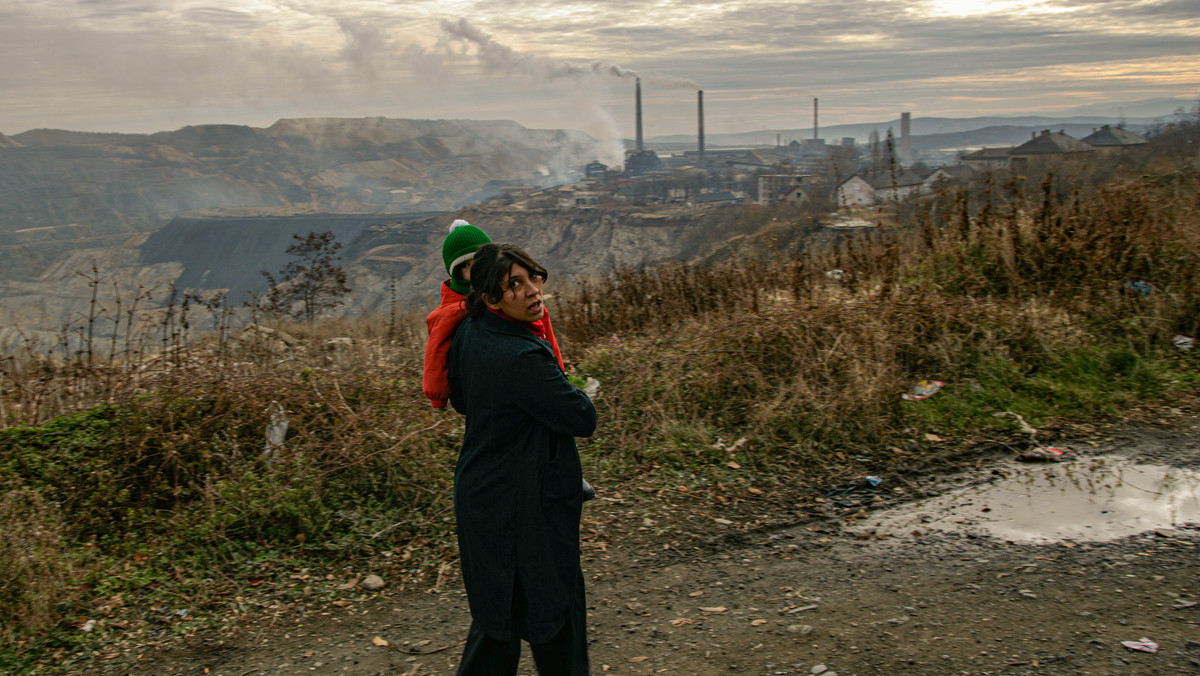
[[448, 310, 597, 643]]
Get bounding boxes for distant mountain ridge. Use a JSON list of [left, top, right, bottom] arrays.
[[1051, 96, 1196, 118], [651, 115, 1165, 148], [0, 117, 605, 245], [649, 96, 1194, 148]]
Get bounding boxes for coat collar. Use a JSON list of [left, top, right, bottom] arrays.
[[440, 279, 464, 303], [477, 308, 539, 338]]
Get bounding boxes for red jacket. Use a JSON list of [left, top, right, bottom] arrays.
[[423, 280, 565, 408]]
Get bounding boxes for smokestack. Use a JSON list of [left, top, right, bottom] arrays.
[[698, 89, 705, 167], [813, 97, 819, 141], [635, 77, 644, 151], [900, 112, 912, 165]]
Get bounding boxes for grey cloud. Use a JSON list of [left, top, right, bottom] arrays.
[[586, 25, 677, 39], [0, 6, 344, 117], [1054, 0, 1200, 18], [450, 0, 1197, 93], [339, 18, 391, 80], [472, 0, 1197, 126], [605, 1, 1193, 77], [440, 17, 666, 82], [74, 0, 165, 14], [1131, 0, 1200, 18], [182, 7, 262, 27], [1, 0, 1195, 135]]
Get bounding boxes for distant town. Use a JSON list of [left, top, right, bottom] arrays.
[[489, 120, 1152, 213], [468, 80, 1177, 213]]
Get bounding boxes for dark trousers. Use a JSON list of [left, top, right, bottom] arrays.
[[457, 573, 588, 676]]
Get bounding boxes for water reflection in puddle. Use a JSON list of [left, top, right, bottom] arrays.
[[858, 455, 1200, 543]]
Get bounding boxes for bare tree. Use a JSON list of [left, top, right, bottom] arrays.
[[260, 231, 351, 323]]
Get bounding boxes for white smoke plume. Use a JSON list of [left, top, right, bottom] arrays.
[[338, 18, 389, 82], [440, 18, 698, 90]]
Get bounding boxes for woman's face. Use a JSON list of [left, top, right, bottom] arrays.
[[487, 263, 546, 322]]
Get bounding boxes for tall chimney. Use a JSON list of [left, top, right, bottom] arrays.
[[635, 77, 644, 151], [900, 111, 912, 164], [813, 97, 819, 141], [698, 89, 705, 167]]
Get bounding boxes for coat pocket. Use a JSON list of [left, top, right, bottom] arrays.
[[541, 442, 583, 504]]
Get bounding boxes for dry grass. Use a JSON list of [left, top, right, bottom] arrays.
[[554, 123, 1200, 465], [0, 305, 460, 647], [0, 489, 77, 647], [0, 119, 1197, 656]]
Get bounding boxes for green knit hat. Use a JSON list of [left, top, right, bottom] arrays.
[[442, 219, 491, 292]]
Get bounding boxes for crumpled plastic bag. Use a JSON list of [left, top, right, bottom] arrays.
[[1017, 446, 1074, 462], [1125, 280, 1153, 296], [902, 380, 945, 401], [261, 401, 288, 464], [1121, 637, 1158, 653]]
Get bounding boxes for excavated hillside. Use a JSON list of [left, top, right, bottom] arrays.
[[0, 117, 632, 349], [141, 204, 763, 314], [0, 117, 604, 253], [0, 201, 792, 351]]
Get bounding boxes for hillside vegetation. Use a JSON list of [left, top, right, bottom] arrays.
[[1, 118, 1198, 672]]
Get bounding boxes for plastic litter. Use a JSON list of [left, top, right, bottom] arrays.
[[866, 476, 882, 487], [993, 410, 1037, 436], [1121, 637, 1158, 653], [1124, 280, 1153, 296], [1017, 446, 1073, 462], [261, 401, 287, 464], [1175, 335, 1196, 351], [902, 380, 945, 401], [994, 410, 1039, 445], [826, 480, 884, 509], [711, 437, 748, 452]]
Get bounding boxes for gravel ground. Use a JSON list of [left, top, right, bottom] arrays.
[[75, 414, 1200, 675]]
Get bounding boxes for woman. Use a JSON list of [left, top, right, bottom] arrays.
[[448, 243, 597, 675]]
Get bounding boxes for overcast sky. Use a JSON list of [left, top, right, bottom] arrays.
[[2, 0, 1197, 138]]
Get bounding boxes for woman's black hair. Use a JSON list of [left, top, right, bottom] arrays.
[[466, 243, 549, 318]]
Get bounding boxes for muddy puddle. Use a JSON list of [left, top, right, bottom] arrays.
[[855, 454, 1200, 543]]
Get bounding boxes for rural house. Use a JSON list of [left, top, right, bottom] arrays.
[[1008, 130, 1095, 168], [837, 169, 925, 207], [961, 147, 1013, 172], [1081, 125, 1149, 152], [921, 165, 975, 192]]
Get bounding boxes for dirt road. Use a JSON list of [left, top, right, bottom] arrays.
[[79, 417, 1200, 675]]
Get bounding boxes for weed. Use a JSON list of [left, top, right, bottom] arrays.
[[1, 117, 1198, 665]]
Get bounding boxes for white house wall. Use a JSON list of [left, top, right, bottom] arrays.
[[838, 177, 877, 207]]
